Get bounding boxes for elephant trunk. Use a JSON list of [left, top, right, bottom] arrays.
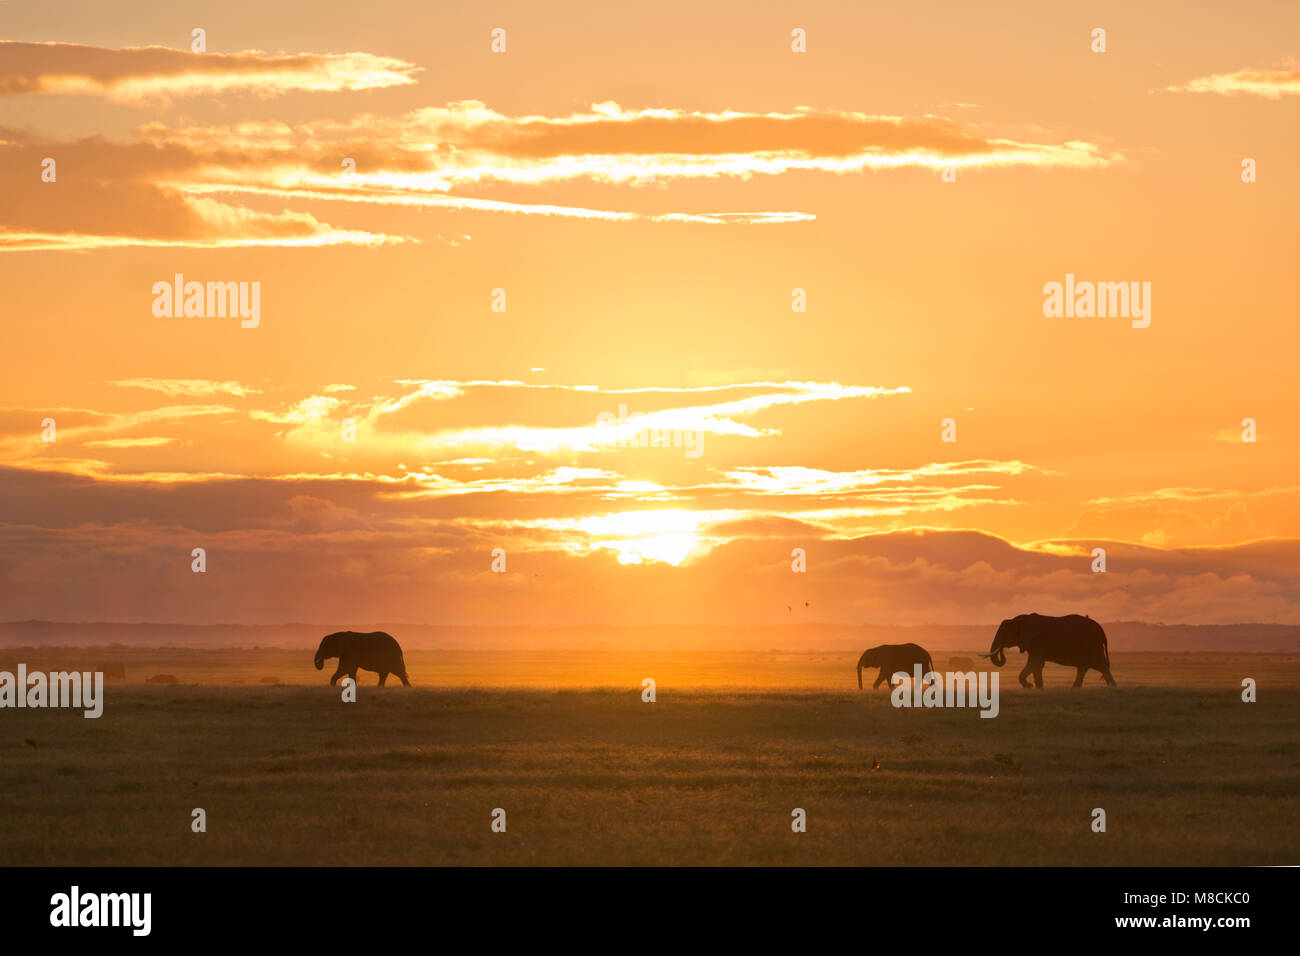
[[314, 655, 324, 671]]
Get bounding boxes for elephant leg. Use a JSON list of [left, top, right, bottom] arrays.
[[348, 668, 359, 684], [1072, 666, 1087, 688], [378, 672, 388, 686], [1018, 661, 1034, 689], [398, 671, 411, 687], [329, 666, 345, 686], [1100, 666, 1117, 687], [1032, 663, 1044, 689]]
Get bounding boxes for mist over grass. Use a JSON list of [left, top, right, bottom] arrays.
[[1, 652, 1295, 865]]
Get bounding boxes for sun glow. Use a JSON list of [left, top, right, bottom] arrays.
[[600, 532, 700, 566], [565, 509, 735, 565]]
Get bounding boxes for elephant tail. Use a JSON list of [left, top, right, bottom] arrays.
[[1094, 620, 1111, 668]]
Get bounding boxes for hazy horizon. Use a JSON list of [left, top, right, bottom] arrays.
[[5, 619, 1299, 654]]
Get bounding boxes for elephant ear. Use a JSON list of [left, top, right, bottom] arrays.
[[1018, 614, 1042, 649]]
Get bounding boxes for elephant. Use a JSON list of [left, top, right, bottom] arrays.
[[981, 613, 1115, 688], [857, 643, 934, 690], [314, 631, 411, 687]]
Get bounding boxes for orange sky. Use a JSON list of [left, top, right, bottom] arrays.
[[2, 1, 1298, 627]]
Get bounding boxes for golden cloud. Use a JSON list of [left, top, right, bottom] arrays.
[[1167, 66, 1300, 99], [0, 41, 419, 102]]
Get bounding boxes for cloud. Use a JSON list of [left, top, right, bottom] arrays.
[[0, 129, 406, 251], [83, 437, 178, 448], [277, 379, 911, 457], [0, 463, 1294, 626], [294, 101, 1120, 178], [250, 395, 344, 425], [0, 41, 419, 102], [1, 87, 1120, 250], [0, 370, 1292, 624], [0, 404, 235, 460], [1166, 66, 1300, 99], [150, 101, 1120, 215], [1062, 486, 1300, 548], [180, 182, 815, 225], [0, 375, 1034, 567], [110, 379, 262, 398]]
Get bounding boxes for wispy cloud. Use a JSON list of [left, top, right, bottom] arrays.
[[83, 436, 179, 448], [110, 379, 263, 398], [0, 41, 419, 102], [346, 379, 911, 455], [1, 69, 1121, 251], [1167, 66, 1300, 99]]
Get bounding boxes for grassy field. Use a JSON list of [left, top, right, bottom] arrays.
[[1, 651, 1297, 865]]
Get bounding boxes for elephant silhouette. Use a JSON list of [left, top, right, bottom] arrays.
[[857, 643, 934, 690], [314, 631, 411, 686], [981, 613, 1115, 688]]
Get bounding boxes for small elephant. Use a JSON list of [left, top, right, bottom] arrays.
[[857, 643, 934, 690], [314, 631, 411, 687]]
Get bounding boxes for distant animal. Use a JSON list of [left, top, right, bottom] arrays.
[[948, 656, 976, 669], [980, 613, 1115, 688], [146, 674, 179, 685], [94, 662, 127, 680], [259, 676, 281, 685], [857, 643, 934, 690], [314, 631, 410, 687]]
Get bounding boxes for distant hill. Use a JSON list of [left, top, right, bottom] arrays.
[[1, 620, 1298, 652]]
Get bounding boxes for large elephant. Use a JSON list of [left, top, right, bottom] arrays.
[[314, 631, 411, 686], [857, 643, 934, 690], [981, 613, 1115, 688]]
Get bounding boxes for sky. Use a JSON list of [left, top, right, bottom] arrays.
[[1, 0, 1298, 627]]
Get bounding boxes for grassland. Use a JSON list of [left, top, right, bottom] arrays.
[[0, 651, 1296, 865]]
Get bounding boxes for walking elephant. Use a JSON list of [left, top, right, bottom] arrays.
[[981, 613, 1115, 688], [857, 643, 934, 690], [314, 631, 411, 686]]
